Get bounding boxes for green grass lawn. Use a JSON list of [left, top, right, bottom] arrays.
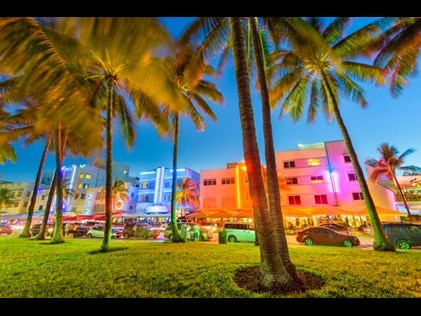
[[0, 236, 420, 298]]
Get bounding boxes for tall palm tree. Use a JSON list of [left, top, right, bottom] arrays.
[[163, 40, 223, 243], [230, 17, 298, 292], [269, 17, 395, 252], [365, 143, 418, 222], [248, 17, 303, 285], [56, 17, 188, 252], [175, 177, 200, 216], [180, 17, 300, 291], [0, 18, 106, 243]]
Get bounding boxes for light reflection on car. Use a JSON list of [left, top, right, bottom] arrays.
[[87, 225, 123, 239], [296, 226, 360, 247]]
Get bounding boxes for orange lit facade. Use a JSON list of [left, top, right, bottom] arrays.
[[198, 140, 406, 226]]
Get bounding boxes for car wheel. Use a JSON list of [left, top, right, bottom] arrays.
[[87, 233, 93, 238], [396, 239, 411, 250], [227, 235, 237, 243], [343, 239, 354, 248], [304, 237, 314, 246]]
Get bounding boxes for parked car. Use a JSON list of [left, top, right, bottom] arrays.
[[296, 226, 360, 247], [30, 223, 54, 237], [319, 223, 350, 233], [164, 222, 213, 241], [73, 223, 90, 237], [223, 222, 256, 243], [0, 224, 13, 235], [87, 225, 122, 239], [122, 223, 160, 240], [382, 222, 421, 249]]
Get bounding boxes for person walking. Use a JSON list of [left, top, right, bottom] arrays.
[[192, 223, 200, 241]]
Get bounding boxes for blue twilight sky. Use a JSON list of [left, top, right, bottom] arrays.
[[1, 17, 421, 183]]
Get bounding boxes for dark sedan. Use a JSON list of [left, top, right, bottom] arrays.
[[296, 226, 360, 247]]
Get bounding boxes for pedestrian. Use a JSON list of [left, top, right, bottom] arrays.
[[192, 223, 199, 241], [64, 223, 70, 237], [185, 224, 191, 242]]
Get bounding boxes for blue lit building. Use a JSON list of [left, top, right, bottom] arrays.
[[136, 167, 200, 217]]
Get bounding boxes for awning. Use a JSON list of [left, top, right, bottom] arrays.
[[357, 206, 406, 216]]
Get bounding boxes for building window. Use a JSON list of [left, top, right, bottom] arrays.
[[41, 195, 46, 200], [163, 192, 171, 202], [141, 182, 149, 189], [38, 205, 43, 211], [85, 173, 92, 179], [79, 173, 84, 179], [139, 194, 152, 202], [284, 161, 296, 169], [164, 181, 171, 188], [308, 159, 321, 167], [222, 177, 235, 185], [288, 195, 301, 205], [203, 178, 217, 186], [82, 183, 89, 189], [348, 173, 357, 181], [23, 201, 28, 207], [352, 192, 364, 200], [310, 175, 324, 183], [344, 155, 351, 163], [314, 194, 328, 204], [80, 193, 86, 199], [16, 191, 22, 198], [75, 194, 79, 200], [26, 191, 31, 197], [286, 177, 298, 185], [77, 183, 82, 189]]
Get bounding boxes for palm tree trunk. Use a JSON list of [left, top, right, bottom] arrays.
[[322, 72, 395, 252], [249, 17, 303, 288], [230, 17, 295, 292], [170, 114, 184, 242], [392, 174, 414, 222], [50, 122, 65, 244], [36, 169, 57, 240], [19, 135, 52, 238], [101, 78, 114, 252]]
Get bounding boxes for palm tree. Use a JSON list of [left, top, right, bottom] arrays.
[[248, 17, 303, 285], [176, 177, 200, 217], [268, 17, 395, 252], [163, 40, 223, 243], [368, 17, 421, 97], [0, 18, 106, 243], [365, 143, 418, 222], [0, 187, 15, 212], [180, 17, 300, 292], [57, 17, 188, 252]]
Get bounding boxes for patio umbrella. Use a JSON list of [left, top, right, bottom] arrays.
[[281, 206, 310, 217], [205, 209, 237, 218], [303, 206, 357, 216], [233, 208, 254, 218], [185, 210, 210, 218], [357, 206, 406, 217]]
